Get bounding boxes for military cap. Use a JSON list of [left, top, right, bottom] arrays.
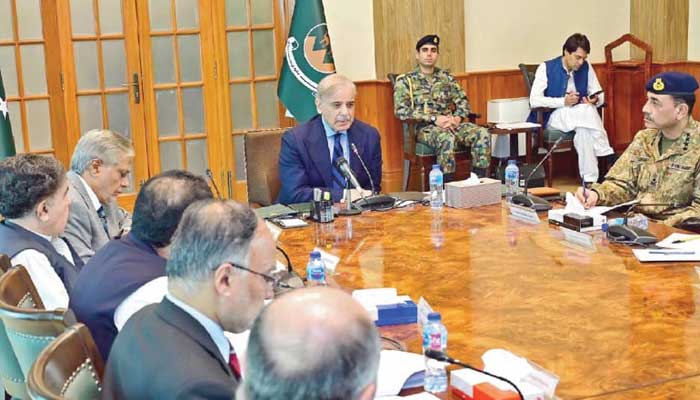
[[416, 34, 440, 51], [645, 72, 699, 96]]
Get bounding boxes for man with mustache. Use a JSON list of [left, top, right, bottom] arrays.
[[277, 74, 382, 203], [528, 33, 615, 184], [575, 72, 700, 227], [393, 34, 491, 180]]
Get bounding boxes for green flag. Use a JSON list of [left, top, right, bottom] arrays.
[[0, 69, 16, 160], [277, 0, 336, 122]]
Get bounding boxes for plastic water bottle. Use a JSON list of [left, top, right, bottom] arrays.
[[628, 213, 649, 230], [306, 251, 326, 286], [429, 165, 444, 209], [505, 160, 520, 202], [423, 312, 448, 393]]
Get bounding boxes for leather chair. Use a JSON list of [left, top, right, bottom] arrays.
[[388, 73, 479, 191], [0, 266, 76, 381], [0, 263, 28, 400], [0, 254, 10, 274], [518, 63, 577, 187], [27, 323, 104, 400], [244, 128, 286, 206]]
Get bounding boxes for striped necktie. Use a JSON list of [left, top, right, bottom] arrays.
[[331, 133, 346, 194]]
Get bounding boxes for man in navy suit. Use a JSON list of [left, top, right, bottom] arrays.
[[277, 74, 382, 203]]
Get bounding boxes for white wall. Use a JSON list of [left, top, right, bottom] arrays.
[[323, 0, 376, 80], [465, 0, 631, 71], [690, 0, 700, 61]]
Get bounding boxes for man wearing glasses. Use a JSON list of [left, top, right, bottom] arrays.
[[102, 199, 277, 399]]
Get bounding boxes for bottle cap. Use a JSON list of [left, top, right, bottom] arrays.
[[310, 251, 321, 258], [432, 164, 441, 170], [427, 312, 441, 321], [508, 159, 517, 165]]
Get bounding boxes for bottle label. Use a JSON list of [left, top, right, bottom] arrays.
[[429, 332, 442, 350]]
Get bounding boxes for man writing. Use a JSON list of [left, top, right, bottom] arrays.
[[278, 74, 382, 203], [394, 34, 491, 180], [576, 72, 700, 227], [528, 33, 615, 183]]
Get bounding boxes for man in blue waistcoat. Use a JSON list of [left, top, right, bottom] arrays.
[[528, 33, 615, 183], [69, 170, 213, 360]]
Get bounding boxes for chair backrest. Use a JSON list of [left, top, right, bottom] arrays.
[[0, 266, 76, 379], [518, 63, 538, 95], [0, 253, 10, 274], [244, 128, 286, 206], [28, 323, 104, 400], [0, 264, 29, 399]]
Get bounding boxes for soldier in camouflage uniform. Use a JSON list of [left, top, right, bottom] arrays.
[[393, 34, 491, 179], [576, 72, 700, 226]]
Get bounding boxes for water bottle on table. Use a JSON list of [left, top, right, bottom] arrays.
[[505, 160, 520, 202], [429, 165, 444, 209], [423, 312, 448, 393], [306, 251, 326, 287]]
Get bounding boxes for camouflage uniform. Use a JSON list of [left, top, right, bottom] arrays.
[[592, 117, 700, 226], [393, 67, 491, 174]]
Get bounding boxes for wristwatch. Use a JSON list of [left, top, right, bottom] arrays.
[[429, 115, 437, 124]]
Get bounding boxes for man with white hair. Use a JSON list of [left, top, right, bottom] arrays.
[[240, 286, 381, 400], [64, 129, 134, 263], [102, 199, 277, 399], [277, 74, 382, 203]]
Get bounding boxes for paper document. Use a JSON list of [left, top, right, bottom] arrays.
[[656, 233, 700, 250], [633, 249, 700, 262], [374, 350, 426, 397], [494, 122, 541, 129], [377, 393, 440, 400], [565, 193, 639, 216]]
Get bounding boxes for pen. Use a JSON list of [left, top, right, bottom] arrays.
[[671, 236, 700, 244], [581, 177, 588, 203], [649, 251, 695, 255]]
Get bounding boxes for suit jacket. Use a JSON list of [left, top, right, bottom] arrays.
[[101, 297, 238, 400], [277, 115, 382, 204], [64, 171, 130, 264]]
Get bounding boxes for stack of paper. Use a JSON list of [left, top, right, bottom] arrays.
[[633, 233, 700, 262], [375, 350, 427, 397]]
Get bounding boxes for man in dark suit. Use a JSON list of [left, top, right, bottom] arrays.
[[277, 74, 382, 203], [102, 199, 277, 399]]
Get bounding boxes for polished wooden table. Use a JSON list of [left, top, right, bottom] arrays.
[[278, 203, 700, 399]]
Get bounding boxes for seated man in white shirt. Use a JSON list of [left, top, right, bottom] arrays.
[[0, 154, 80, 310], [68, 170, 213, 360], [527, 33, 615, 183]]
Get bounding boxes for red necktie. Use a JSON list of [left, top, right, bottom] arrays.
[[228, 350, 241, 379]]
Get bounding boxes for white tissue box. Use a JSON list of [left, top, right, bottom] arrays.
[[445, 178, 501, 209], [487, 97, 531, 123]]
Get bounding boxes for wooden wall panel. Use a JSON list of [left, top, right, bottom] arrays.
[[373, 0, 465, 80], [631, 0, 689, 62]]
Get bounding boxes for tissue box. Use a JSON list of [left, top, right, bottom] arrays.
[[376, 300, 417, 326], [451, 369, 544, 400], [487, 97, 531, 123], [446, 178, 501, 209]]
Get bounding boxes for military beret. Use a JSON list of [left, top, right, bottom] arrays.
[[416, 34, 440, 51], [645, 72, 699, 96]]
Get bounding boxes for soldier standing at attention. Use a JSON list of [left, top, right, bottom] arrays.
[[393, 34, 491, 180], [576, 72, 700, 227]]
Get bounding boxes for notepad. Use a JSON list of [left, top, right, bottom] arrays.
[[633, 249, 700, 262]]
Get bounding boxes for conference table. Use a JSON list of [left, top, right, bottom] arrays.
[[278, 202, 700, 399]]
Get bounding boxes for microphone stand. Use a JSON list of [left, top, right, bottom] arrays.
[[336, 179, 362, 216], [511, 136, 564, 212], [350, 143, 396, 211], [424, 350, 524, 400], [606, 202, 675, 245]]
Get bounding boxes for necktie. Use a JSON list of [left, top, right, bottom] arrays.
[[228, 350, 241, 379], [96, 206, 109, 236], [331, 133, 346, 195]]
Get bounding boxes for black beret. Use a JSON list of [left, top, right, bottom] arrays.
[[416, 34, 440, 51], [645, 72, 699, 96]]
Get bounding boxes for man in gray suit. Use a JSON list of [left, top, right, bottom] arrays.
[[102, 199, 277, 399], [64, 129, 134, 263]]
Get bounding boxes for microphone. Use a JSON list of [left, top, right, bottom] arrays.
[[350, 143, 375, 194], [424, 349, 524, 400], [511, 136, 564, 211], [271, 245, 304, 295], [607, 201, 680, 245], [334, 156, 363, 191], [205, 169, 222, 199]]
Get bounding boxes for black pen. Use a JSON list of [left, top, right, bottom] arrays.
[[648, 251, 695, 255]]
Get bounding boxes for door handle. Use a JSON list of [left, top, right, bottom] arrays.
[[121, 73, 141, 104]]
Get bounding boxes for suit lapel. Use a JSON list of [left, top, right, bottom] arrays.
[[156, 298, 235, 379], [305, 116, 333, 187], [67, 171, 97, 214]]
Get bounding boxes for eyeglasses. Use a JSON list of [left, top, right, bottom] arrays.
[[225, 262, 293, 290]]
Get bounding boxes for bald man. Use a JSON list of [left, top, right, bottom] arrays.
[[241, 287, 381, 400]]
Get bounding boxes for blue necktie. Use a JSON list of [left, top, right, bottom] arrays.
[[331, 133, 346, 195], [97, 206, 109, 236]]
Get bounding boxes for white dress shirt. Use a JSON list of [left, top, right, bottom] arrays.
[[11, 228, 72, 310], [529, 59, 604, 109], [76, 174, 102, 211], [113, 276, 168, 330]]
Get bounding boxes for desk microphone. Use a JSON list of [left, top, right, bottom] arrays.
[[511, 136, 564, 211], [334, 156, 363, 191], [424, 349, 524, 400], [205, 169, 223, 199], [350, 143, 396, 211], [272, 245, 304, 295], [607, 201, 680, 245]]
